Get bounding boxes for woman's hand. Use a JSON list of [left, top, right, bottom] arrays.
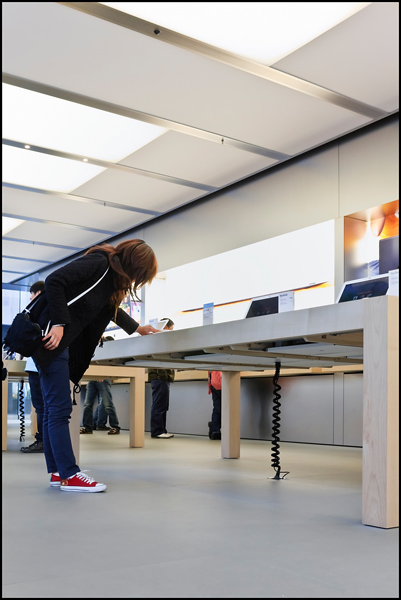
[[43, 325, 64, 350], [136, 324, 159, 335]]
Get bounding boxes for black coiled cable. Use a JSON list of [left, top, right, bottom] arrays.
[[72, 383, 81, 405], [270, 361, 289, 480], [18, 379, 25, 442]]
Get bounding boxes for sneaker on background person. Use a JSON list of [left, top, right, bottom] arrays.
[[108, 427, 120, 435], [20, 440, 44, 453]]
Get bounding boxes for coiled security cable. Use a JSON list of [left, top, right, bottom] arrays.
[[18, 379, 25, 442], [72, 383, 81, 406], [270, 361, 289, 480]]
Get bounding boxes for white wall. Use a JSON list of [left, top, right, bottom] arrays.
[[140, 116, 398, 273], [144, 220, 335, 329]]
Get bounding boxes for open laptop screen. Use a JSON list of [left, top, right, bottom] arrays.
[[336, 274, 389, 303], [245, 295, 279, 318]]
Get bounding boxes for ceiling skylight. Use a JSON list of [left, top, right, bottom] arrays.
[[101, 2, 371, 65], [2, 145, 106, 193], [2, 84, 166, 162], [2, 216, 25, 236]]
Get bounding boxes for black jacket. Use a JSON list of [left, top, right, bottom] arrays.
[[31, 251, 139, 384]]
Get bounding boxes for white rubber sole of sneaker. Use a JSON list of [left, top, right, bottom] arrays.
[[50, 481, 61, 487], [60, 484, 107, 492]]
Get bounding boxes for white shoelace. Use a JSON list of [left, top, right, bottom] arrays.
[[72, 471, 95, 484]]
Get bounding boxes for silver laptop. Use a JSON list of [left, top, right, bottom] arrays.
[[336, 274, 389, 303]]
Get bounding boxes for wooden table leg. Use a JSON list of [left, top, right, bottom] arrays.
[[221, 371, 241, 459], [129, 368, 145, 448], [2, 375, 8, 451], [363, 296, 399, 528], [30, 406, 38, 437]]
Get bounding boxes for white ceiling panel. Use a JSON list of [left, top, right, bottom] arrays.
[[3, 272, 28, 283], [272, 3, 399, 112], [2, 186, 155, 232], [7, 221, 111, 248], [101, 2, 371, 66], [2, 83, 166, 161], [2, 239, 78, 263], [2, 2, 398, 287], [1, 2, 375, 152], [122, 131, 279, 187], [2, 145, 105, 192], [73, 168, 208, 213], [2, 257, 51, 274]]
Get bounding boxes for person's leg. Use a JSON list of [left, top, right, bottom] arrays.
[[99, 380, 120, 430], [210, 386, 222, 434], [82, 381, 97, 431], [96, 400, 108, 428], [150, 380, 169, 437], [28, 371, 44, 442], [93, 403, 99, 428], [38, 349, 80, 480], [162, 382, 170, 432]]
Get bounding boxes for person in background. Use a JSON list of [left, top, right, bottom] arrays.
[[30, 239, 159, 492], [20, 281, 46, 453], [148, 318, 175, 439], [81, 379, 120, 435], [208, 371, 222, 440], [92, 335, 115, 431]]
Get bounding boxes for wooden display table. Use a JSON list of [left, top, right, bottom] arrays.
[[90, 296, 398, 529]]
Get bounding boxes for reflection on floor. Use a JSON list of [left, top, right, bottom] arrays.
[[2, 425, 399, 599]]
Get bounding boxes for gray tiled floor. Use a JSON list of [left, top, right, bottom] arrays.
[[2, 425, 399, 598]]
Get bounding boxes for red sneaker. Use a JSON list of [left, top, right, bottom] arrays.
[[60, 471, 107, 493], [50, 472, 61, 487]]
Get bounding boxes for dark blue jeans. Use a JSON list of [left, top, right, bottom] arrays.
[[83, 380, 119, 430], [210, 385, 221, 434], [37, 348, 80, 480], [27, 371, 44, 443], [150, 379, 170, 437]]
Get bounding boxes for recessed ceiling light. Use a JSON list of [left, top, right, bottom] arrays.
[[24, 144, 30, 149]]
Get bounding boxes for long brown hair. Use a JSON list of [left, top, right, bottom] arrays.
[[85, 239, 158, 314]]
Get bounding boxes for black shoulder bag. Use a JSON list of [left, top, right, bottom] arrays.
[[2, 267, 110, 359], [2, 294, 45, 358]]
